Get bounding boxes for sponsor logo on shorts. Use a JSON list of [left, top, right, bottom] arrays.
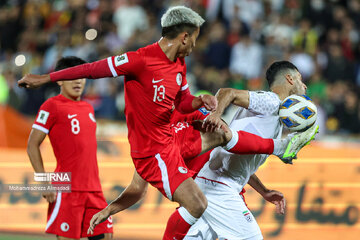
[[60, 222, 69, 232], [243, 210, 253, 222], [178, 167, 188, 174]]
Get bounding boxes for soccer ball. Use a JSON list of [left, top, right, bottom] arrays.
[[279, 95, 317, 132]]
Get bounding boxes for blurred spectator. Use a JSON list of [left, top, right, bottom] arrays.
[[113, 0, 149, 44], [203, 21, 231, 69], [229, 32, 263, 80], [335, 90, 360, 134], [324, 44, 353, 83], [289, 49, 315, 80], [292, 18, 318, 55]]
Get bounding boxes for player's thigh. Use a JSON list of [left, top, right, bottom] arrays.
[[196, 180, 263, 240], [133, 144, 194, 201], [81, 192, 113, 238], [173, 177, 208, 217]]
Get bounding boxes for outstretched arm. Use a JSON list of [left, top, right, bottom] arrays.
[[18, 52, 143, 88], [248, 174, 285, 215], [87, 170, 148, 235], [18, 58, 114, 88]]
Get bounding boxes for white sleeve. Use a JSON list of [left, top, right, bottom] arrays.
[[248, 91, 281, 116]]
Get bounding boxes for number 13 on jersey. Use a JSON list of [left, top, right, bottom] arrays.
[[153, 85, 165, 102]]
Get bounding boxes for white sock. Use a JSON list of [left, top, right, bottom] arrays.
[[178, 206, 198, 225], [272, 134, 293, 156]]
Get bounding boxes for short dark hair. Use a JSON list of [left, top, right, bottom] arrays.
[[55, 56, 86, 71], [162, 23, 198, 39], [266, 61, 298, 87]]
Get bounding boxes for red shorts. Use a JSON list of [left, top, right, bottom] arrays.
[[173, 121, 211, 176], [45, 191, 113, 238], [133, 120, 206, 200]]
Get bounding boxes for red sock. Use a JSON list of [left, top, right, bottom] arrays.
[[163, 209, 193, 240], [225, 130, 274, 155]]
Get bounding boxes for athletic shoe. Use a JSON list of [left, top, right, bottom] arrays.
[[280, 125, 319, 164]]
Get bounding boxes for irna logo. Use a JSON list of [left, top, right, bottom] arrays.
[[34, 172, 71, 182]]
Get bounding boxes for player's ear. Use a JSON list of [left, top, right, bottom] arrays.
[[181, 32, 189, 45], [57, 81, 63, 86], [285, 74, 294, 85]]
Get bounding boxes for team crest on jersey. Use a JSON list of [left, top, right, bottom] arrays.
[[36, 110, 49, 125], [114, 53, 129, 66], [176, 73, 182, 86], [89, 113, 96, 122], [243, 210, 253, 222]]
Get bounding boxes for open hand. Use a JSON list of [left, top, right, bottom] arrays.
[[263, 190, 286, 215], [87, 208, 111, 235]]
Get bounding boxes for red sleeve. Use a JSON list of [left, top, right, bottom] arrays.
[[50, 52, 144, 82], [108, 52, 144, 77], [32, 99, 57, 134], [174, 88, 195, 114]]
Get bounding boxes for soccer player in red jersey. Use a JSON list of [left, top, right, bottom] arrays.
[[27, 57, 113, 240], [19, 7, 302, 239]]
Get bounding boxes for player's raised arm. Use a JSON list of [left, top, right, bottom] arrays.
[[18, 52, 144, 89], [202, 88, 248, 132]]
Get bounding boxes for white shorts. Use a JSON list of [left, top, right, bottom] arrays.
[[192, 177, 264, 240], [185, 217, 217, 240]]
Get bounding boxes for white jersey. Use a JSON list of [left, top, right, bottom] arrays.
[[196, 91, 283, 193]]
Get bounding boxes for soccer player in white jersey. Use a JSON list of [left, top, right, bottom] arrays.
[[185, 61, 316, 240]]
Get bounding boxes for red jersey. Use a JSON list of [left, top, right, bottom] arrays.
[[32, 94, 101, 191], [106, 43, 190, 158]]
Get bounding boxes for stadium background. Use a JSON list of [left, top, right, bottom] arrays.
[[0, 0, 359, 239]]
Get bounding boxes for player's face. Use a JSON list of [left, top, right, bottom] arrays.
[[179, 27, 200, 57], [59, 78, 86, 101], [291, 71, 307, 95]]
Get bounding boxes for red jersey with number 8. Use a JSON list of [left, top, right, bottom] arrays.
[[32, 94, 101, 191]]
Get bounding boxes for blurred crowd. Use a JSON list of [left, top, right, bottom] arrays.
[[0, 0, 359, 135]]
